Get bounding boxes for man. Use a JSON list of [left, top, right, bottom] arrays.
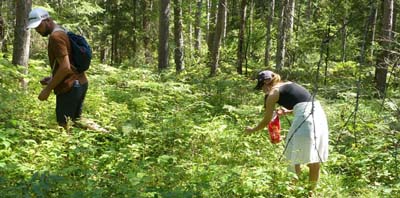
[[27, 8, 88, 128]]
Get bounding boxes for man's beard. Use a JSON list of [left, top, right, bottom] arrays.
[[40, 28, 52, 37]]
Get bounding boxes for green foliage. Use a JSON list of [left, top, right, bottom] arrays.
[[1, 50, 400, 198]]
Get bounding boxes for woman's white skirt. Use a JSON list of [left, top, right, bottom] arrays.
[[284, 101, 329, 165]]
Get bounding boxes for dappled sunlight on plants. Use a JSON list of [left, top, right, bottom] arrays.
[[0, 59, 399, 197]]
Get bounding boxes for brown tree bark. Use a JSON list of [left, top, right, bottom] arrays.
[[209, 0, 226, 76], [375, 0, 394, 96], [173, 0, 184, 72], [158, 0, 170, 70], [143, 0, 153, 64], [237, 0, 247, 74], [12, 0, 31, 88]]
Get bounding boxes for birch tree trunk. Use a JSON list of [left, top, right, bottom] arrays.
[[370, 5, 378, 62], [264, 0, 275, 67], [276, 0, 288, 70], [194, 0, 202, 53]]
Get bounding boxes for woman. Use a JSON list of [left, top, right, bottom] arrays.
[[245, 70, 329, 193]]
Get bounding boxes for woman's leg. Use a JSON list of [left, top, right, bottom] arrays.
[[295, 164, 301, 177], [307, 162, 320, 191]]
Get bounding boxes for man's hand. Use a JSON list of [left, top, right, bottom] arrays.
[[40, 76, 52, 85], [38, 88, 51, 101]]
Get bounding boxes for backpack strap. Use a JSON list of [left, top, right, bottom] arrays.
[[52, 26, 68, 34]]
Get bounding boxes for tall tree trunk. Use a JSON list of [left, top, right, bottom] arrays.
[[12, 0, 31, 87], [0, 14, 4, 52], [100, 0, 109, 64], [264, 0, 275, 67], [285, 0, 295, 42], [276, 0, 288, 70], [370, 5, 378, 62], [132, 0, 138, 59], [143, 0, 153, 64], [306, 0, 312, 22], [194, 0, 202, 53], [12, 0, 31, 66], [207, 0, 217, 52], [375, 0, 394, 96], [173, 0, 184, 72], [237, 0, 247, 74], [0, 0, 4, 52], [12, 0, 31, 88], [341, 17, 347, 62], [360, 3, 375, 66], [188, 2, 193, 60], [209, 0, 226, 76], [158, 0, 170, 70], [285, 0, 295, 67]]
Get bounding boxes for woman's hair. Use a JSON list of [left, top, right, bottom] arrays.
[[267, 72, 281, 87]]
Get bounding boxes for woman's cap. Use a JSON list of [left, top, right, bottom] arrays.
[[254, 70, 274, 90], [26, 8, 50, 29]]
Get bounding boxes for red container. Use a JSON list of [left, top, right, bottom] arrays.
[[268, 114, 281, 144]]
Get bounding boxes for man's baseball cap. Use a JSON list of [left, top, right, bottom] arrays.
[[26, 8, 50, 29], [254, 70, 274, 90]]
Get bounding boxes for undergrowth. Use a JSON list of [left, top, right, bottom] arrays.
[[0, 58, 399, 197]]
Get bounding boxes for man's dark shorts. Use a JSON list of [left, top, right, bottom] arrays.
[[56, 80, 88, 125]]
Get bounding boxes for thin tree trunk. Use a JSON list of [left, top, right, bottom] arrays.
[[132, 0, 138, 59], [0, 0, 4, 51], [210, 0, 226, 76], [143, 0, 153, 64], [194, 0, 202, 52], [0, 15, 4, 52], [207, 0, 217, 52], [286, 0, 295, 42], [174, 0, 184, 72], [360, 3, 376, 65], [12, 0, 31, 88], [188, 2, 193, 60], [237, 0, 247, 74], [306, 0, 312, 22], [285, 0, 295, 67], [158, 0, 170, 70], [375, 0, 394, 96], [264, 0, 275, 67], [370, 5, 378, 62], [276, 0, 288, 70], [341, 17, 347, 62]]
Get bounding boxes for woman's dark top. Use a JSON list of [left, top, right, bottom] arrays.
[[277, 83, 312, 110], [264, 82, 312, 110]]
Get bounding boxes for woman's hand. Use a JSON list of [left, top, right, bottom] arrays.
[[244, 126, 255, 134], [276, 107, 292, 116]]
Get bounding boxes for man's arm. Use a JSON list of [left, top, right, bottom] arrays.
[[38, 55, 73, 100]]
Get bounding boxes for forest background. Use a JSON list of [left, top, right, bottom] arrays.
[[1, 0, 399, 197]]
